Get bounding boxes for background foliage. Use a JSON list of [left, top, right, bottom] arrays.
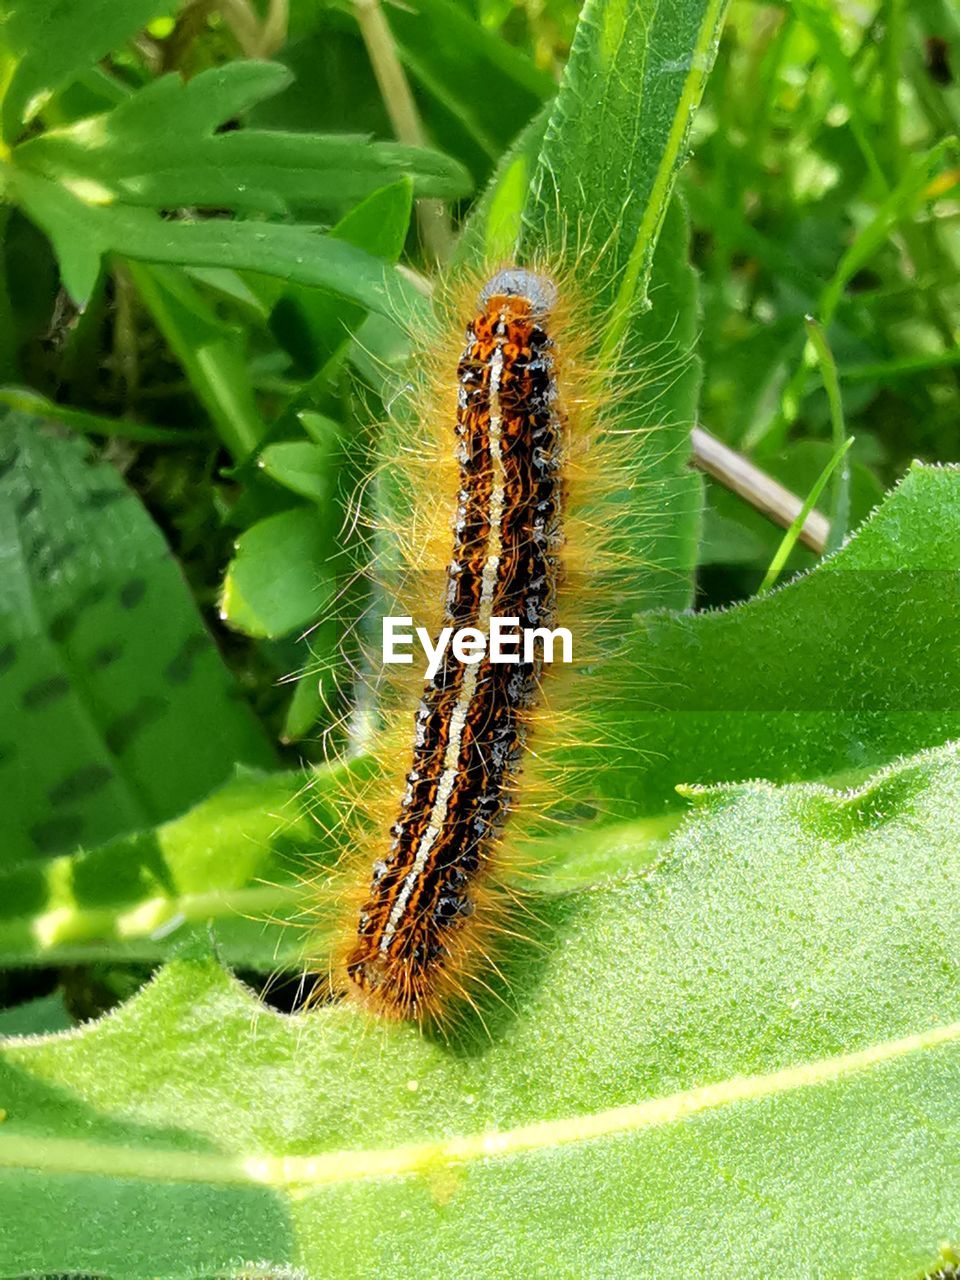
[[0, 0, 959, 1275]]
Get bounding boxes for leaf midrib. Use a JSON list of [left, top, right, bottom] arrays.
[[2, 1018, 957, 1191], [601, 0, 730, 354]]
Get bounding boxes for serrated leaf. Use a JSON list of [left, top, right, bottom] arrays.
[[15, 62, 471, 217], [6, 163, 429, 315], [2, 742, 959, 1277], [0, 413, 276, 865]]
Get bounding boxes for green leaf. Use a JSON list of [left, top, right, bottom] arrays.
[[0, 0, 170, 139], [330, 178, 414, 262], [611, 194, 704, 611], [521, 0, 729, 330], [3, 742, 960, 1277], [258, 442, 335, 504], [5, 165, 430, 317], [0, 990, 71, 1037], [14, 62, 471, 216], [0, 413, 276, 865], [280, 667, 326, 745], [13, 461, 953, 968], [220, 506, 336, 639], [269, 179, 413, 376], [604, 462, 960, 812], [0, 768, 338, 971]]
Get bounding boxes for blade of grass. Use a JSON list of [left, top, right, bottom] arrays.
[[746, 141, 957, 451], [757, 436, 854, 595], [804, 317, 850, 553]]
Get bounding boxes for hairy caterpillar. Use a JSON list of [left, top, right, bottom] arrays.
[[292, 247, 681, 1028], [343, 268, 565, 1020]]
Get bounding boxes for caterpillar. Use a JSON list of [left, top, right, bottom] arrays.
[[301, 249, 675, 1028], [343, 268, 565, 1021]]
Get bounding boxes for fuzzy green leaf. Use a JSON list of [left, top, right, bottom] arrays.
[[605, 462, 960, 811], [522, 0, 729, 326], [2, 743, 959, 1277]]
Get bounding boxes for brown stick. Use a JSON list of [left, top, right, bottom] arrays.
[[691, 425, 830, 554], [353, 0, 454, 265]]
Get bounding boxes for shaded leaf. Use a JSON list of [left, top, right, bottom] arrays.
[[0, 412, 275, 864], [127, 262, 267, 461], [0, 767, 336, 971], [0, 765, 669, 971], [0, 0, 169, 139], [381, 0, 554, 172], [0, 991, 71, 1037], [269, 179, 414, 377]]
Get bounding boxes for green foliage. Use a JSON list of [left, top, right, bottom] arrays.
[[1, 462, 955, 980], [690, 0, 960, 602], [2, 55, 468, 307], [0, 0, 959, 1274]]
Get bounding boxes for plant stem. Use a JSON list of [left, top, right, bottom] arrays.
[[353, 0, 455, 265]]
